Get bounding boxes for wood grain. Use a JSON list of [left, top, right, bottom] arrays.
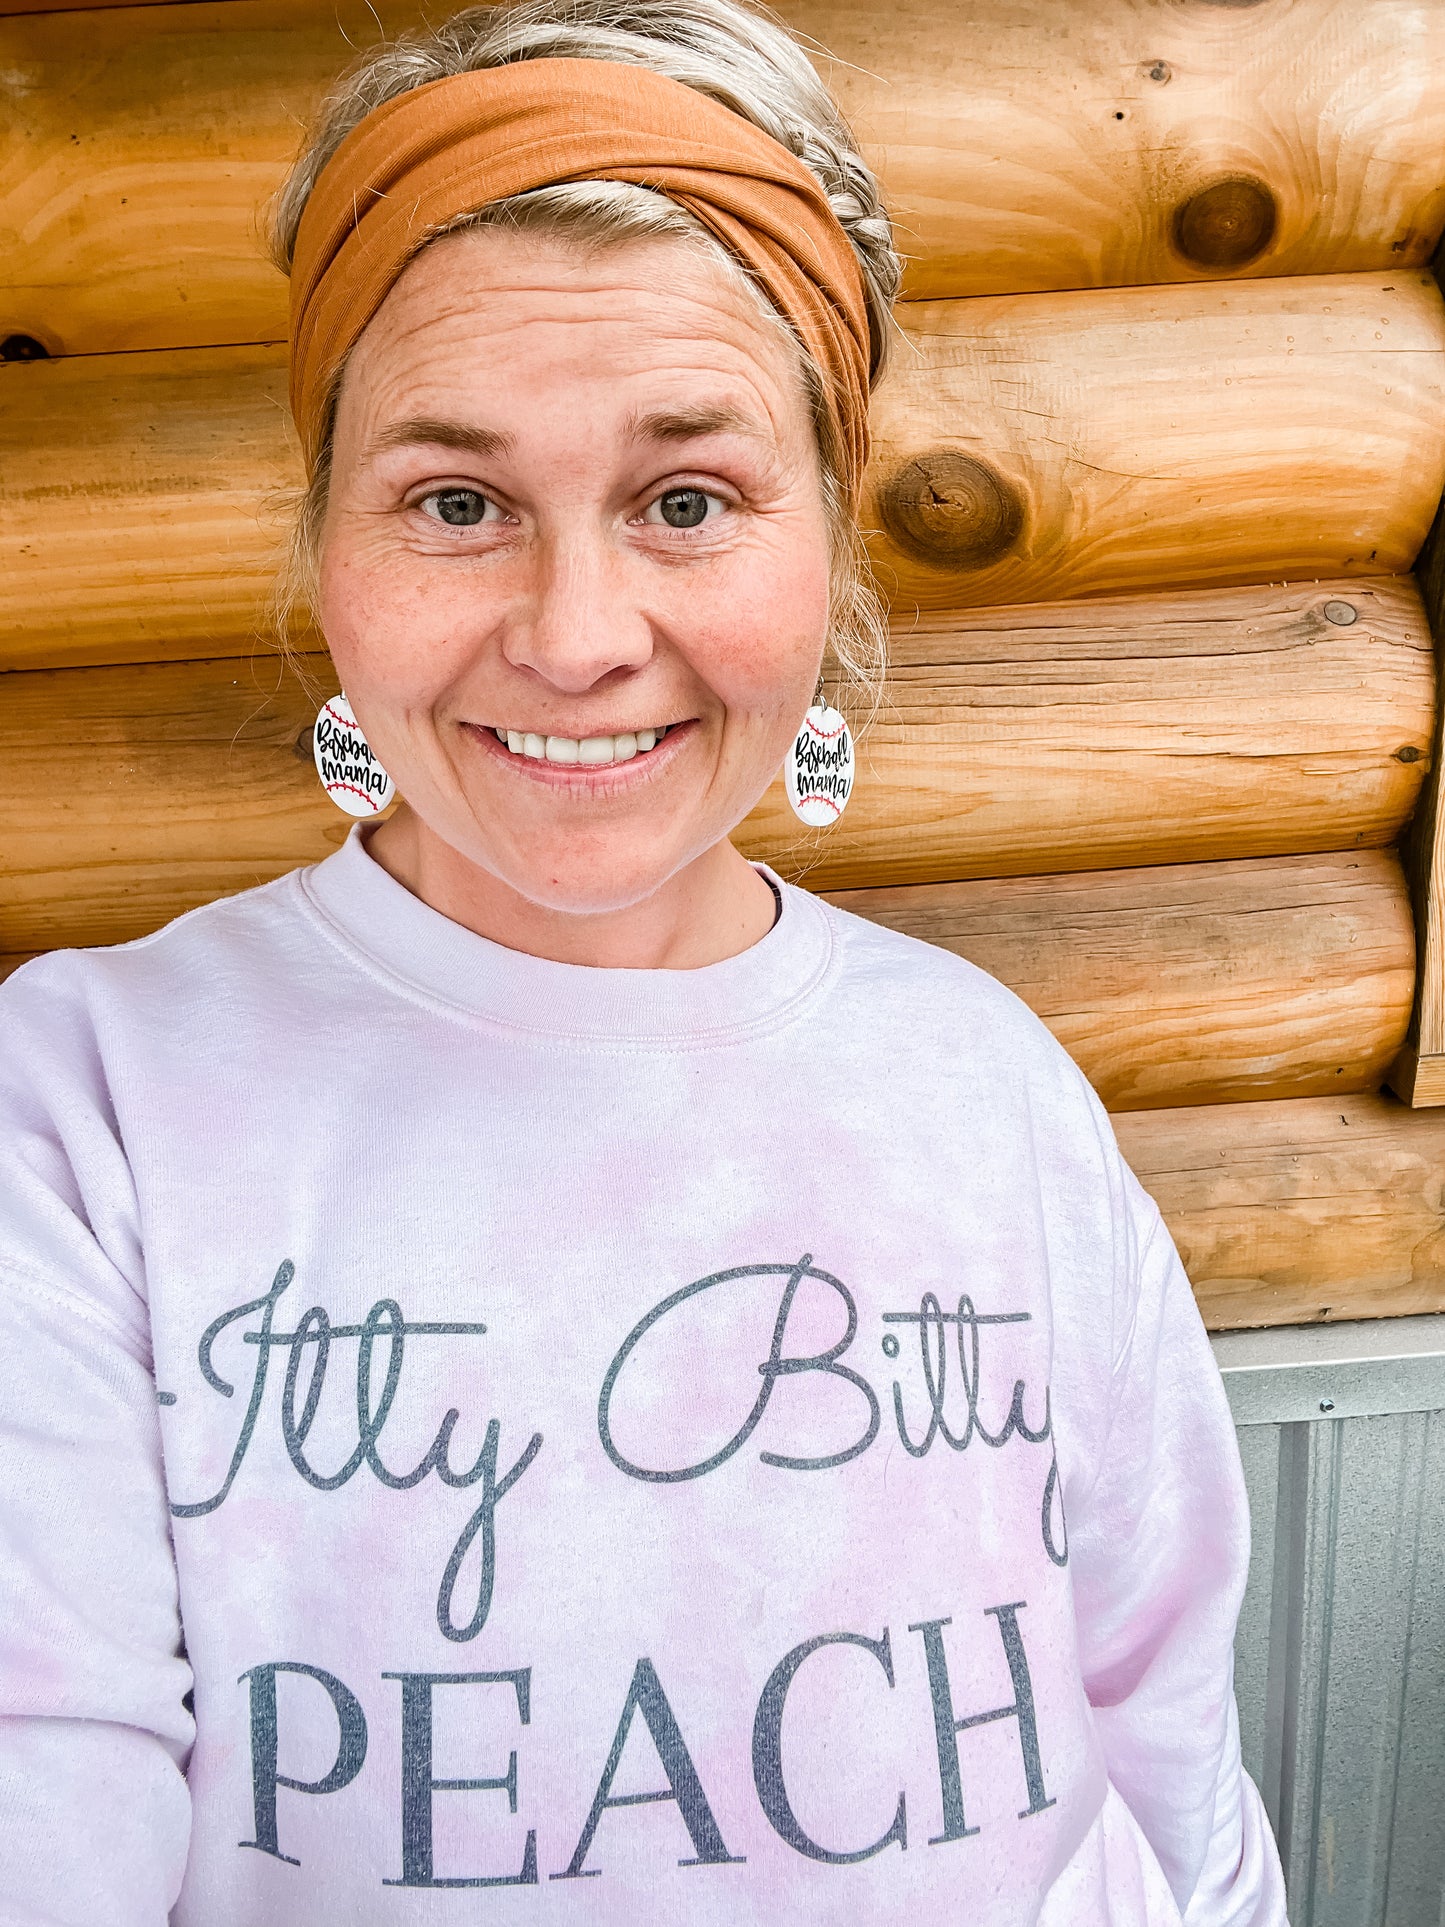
[[738, 577, 1434, 892], [0, 651, 348, 956], [4, 1, 1444, 355], [866, 273, 1445, 613], [0, 643, 1415, 1112], [829, 851, 1415, 1112], [0, 343, 298, 671], [0, 580, 1432, 944], [1118, 1094, 1445, 1331], [790, 0, 1445, 300], [1, 0, 194, 10], [10, 279, 1445, 672], [0, 0, 412, 355]]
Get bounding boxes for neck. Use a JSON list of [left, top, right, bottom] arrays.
[[360, 807, 778, 970]]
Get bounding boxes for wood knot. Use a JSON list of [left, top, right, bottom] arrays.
[[1171, 177, 1277, 269], [879, 451, 1024, 570], [1, 334, 50, 361]]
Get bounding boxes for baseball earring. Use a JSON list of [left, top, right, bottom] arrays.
[[313, 692, 396, 817], [785, 682, 854, 827]]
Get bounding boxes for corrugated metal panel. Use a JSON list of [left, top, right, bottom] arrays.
[[1212, 1318, 1445, 1926]]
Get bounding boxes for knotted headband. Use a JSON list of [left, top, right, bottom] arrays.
[[288, 57, 875, 505]]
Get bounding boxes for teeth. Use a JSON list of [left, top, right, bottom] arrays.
[[497, 725, 670, 765]]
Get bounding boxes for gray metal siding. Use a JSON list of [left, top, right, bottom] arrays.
[[1214, 1319, 1445, 1926]]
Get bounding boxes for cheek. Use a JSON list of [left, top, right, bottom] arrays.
[[316, 537, 467, 700], [670, 525, 832, 710]]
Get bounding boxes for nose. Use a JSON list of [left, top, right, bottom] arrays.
[[500, 523, 653, 695]]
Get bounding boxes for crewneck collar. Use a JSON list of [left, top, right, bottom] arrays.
[[296, 824, 837, 1049]]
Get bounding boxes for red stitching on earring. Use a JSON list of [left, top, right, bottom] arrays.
[[324, 780, 385, 811]]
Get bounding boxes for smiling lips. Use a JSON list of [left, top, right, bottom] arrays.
[[489, 725, 673, 766]]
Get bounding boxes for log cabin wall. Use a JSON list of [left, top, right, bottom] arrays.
[[5, 0, 1445, 1330]]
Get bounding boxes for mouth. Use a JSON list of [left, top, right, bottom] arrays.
[[486, 724, 674, 767]]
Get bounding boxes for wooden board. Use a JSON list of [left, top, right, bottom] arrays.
[[9, 280, 1445, 672], [4, 1, 1444, 355], [0, 343, 298, 671], [0, 581, 1432, 946], [738, 577, 1434, 892], [1118, 1093, 1445, 1331], [829, 851, 1415, 1113], [866, 273, 1445, 614]]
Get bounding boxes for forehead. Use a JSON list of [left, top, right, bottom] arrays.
[[339, 225, 806, 429]]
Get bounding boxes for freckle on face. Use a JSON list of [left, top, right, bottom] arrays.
[[317, 226, 833, 917]]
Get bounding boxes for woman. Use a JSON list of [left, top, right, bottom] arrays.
[[0, 2, 1285, 1920]]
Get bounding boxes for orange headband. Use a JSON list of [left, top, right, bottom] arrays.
[[289, 57, 875, 504]]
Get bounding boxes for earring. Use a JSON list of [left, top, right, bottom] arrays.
[[312, 692, 396, 817], [785, 688, 855, 827]]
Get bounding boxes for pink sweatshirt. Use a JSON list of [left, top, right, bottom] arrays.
[[0, 827, 1285, 1924]]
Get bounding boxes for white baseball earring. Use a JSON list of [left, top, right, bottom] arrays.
[[313, 692, 396, 817], [785, 678, 855, 827]]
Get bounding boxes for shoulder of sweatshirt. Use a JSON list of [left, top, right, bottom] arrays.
[[811, 888, 1104, 1112], [0, 869, 338, 1149], [1, 870, 1120, 1179], [813, 892, 1148, 1394], [3, 864, 312, 1019]]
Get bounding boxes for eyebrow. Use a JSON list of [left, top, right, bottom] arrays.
[[624, 404, 769, 446], [365, 418, 515, 461], [364, 405, 767, 463]]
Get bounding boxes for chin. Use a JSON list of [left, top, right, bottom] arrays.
[[487, 838, 706, 921]]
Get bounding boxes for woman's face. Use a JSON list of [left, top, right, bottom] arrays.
[[319, 225, 832, 917]]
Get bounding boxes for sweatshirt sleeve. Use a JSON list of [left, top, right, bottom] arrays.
[[0, 962, 193, 1924], [1067, 1166, 1288, 1927]]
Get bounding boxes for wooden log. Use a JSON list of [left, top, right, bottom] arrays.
[[866, 273, 1445, 614], [0, 651, 347, 956], [1, 580, 1430, 947], [9, 278, 1445, 671], [737, 577, 1433, 892], [0, 344, 297, 671], [829, 851, 1415, 1113], [0, 1, 410, 356], [793, 0, 1445, 301], [4, 1, 1444, 356], [0, 647, 1416, 1112], [1118, 1094, 1445, 1332]]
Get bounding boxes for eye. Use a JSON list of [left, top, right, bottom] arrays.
[[419, 488, 497, 527], [643, 487, 726, 530]]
